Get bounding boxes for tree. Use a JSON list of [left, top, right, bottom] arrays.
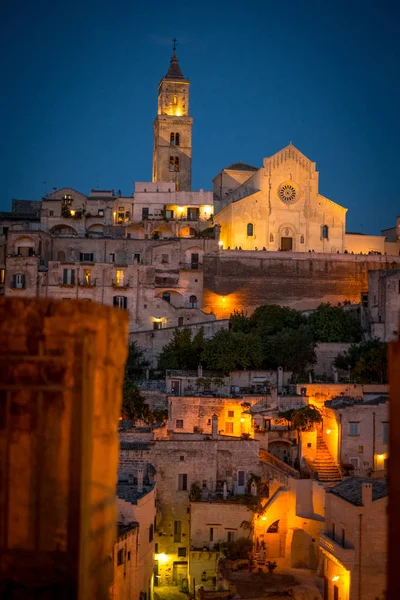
[[121, 378, 151, 421], [229, 309, 251, 333], [125, 342, 150, 380], [334, 339, 388, 383], [307, 303, 362, 343], [158, 327, 205, 371], [263, 327, 316, 374], [249, 305, 306, 337], [201, 330, 263, 374]]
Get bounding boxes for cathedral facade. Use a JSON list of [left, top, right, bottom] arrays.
[[213, 143, 347, 253]]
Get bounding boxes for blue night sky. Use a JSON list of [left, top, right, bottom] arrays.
[[2, 0, 399, 233]]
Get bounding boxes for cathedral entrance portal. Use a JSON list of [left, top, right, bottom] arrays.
[[281, 237, 293, 251]]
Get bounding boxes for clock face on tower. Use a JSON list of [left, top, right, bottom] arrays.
[[278, 181, 299, 205]]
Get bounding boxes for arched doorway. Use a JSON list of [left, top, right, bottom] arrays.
[[279, 226, 294, 251]]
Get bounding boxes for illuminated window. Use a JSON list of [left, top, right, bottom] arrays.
[[169, 156, 174, 172], [173, 95, 177, 105], [175, 133, 180, 146], [247, 223, 254, 236], [225, 422, 234, 434], [162, 292, 171, 303], [174, 157, 180, 172], [170, 132, 175, 146], [115, 270, 124, 286], [189, 295, 197, 308], [322, 225, 329, 239], [0, 268, 4, 284], [84, 269, 91, 285], [113, 296, 127, 309]]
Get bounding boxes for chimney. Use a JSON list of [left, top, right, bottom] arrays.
[[137, 468, 144, 494], [52, 187, 57, 193], [211, 414, 218, 439], [361, 482, 373, 507]]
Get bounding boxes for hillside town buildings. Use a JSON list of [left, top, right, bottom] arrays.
[[1, 45, 396, 600]]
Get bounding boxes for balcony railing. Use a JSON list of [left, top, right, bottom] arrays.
[[112, 280, 130, 289], [319, 532, 356, 569], [78, 279, 97, 287]]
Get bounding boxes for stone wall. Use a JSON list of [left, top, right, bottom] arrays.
[[313, 343, 351, 378], [0, 298, 128, 598], [203, 251, 400, 318], [130, 319, 229, 365]]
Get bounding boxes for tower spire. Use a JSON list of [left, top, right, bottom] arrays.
[[165, 39, 185, 80]]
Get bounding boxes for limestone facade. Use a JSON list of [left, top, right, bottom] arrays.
[[1, 193, 218, 333], [214, 144, 347, 253], [321, 396, 388, 476], [152, 50, 192, 191], [367, 268, 400, 341], [320, 479, 387, 600], [153, 437, 261, 587]]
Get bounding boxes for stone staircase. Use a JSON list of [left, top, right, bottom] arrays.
[[313, 434, 342, 483]]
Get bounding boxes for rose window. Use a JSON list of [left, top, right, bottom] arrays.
[[279, 184, 297, 204]]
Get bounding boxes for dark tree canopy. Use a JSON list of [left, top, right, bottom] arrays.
[[201, 330, 264, 374], [158, 327, 206, 371], [249, 305, 306, 337], [307, 303, 362, 343], [334, 339, 388, 383], [263, 327, 316, 374]]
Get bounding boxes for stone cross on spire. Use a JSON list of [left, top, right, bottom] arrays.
[[172, 37, 177, 53]]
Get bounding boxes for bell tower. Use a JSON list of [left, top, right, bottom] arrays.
[[152, 40, 193, 191]]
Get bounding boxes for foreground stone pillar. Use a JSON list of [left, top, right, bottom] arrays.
[[0, 299, 128, 599], [389, 336, 400, 600]]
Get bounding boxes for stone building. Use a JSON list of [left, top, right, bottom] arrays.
[[115, 479, 157, 600], [214, 143, 348, 253], [321, 395, 388, 477], [152, 48, 192, 191], [320, 478, 387, 600], [1, 187, 217, 335], [366, 268, 400, 341], [152, 430, 261, 589]]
